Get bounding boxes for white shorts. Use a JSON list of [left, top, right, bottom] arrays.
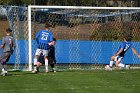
[[114, 56, 123, 62], [35, 48, 48, 57]]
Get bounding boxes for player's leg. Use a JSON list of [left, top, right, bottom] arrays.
[[36, 62, 42, 72], [0, 52, 11, 76], [109, 55, 116, 67], [50, 64, 56, 72], [32, 49, 41, 73], [36, 53, 44, 73], [43, 50, 49, 73], [32, 55, 38, 73], [0, 62, 4, 75], [44, 57, 49, 73], [1, 62, 8, 76], [48, 57, 56, 72], [115, 57, 125, 69]]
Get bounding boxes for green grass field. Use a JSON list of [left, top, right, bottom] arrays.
[[0, 70, 140, 93]]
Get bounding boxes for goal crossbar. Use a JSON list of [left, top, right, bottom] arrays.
[[28, 6, 140, 10]]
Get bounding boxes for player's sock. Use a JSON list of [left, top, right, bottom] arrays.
[[50, 64, 56, 72], [3, 65, 7, 72], [0, 63, 6, 72], [2, 68, 5, 72], [109, 61, 114, 67], [52, 68, 56, 72], [34, 58, 37, 65], [45, 59, 48, 72], [33, 58, 37, 71], [0, 63, 6, 75], [1, 68, 7, 76], [37, 67, 39, 72], [50, 64, 54, 68], [33, 66, 37, 71], [118, 63, 125, 68]]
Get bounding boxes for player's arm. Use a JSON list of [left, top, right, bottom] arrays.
[[132, 48, 140, 58], [0, 45, 4, 48], [132, 48, 138, 55], [35, 32, 40, 44], [48, 32, 53, 46]]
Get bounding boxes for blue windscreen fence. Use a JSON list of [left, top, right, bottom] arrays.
[[0, 40, 139, 65]]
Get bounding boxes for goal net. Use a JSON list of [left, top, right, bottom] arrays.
[[28, 6, 140, 71], [0, 6, 29, 71], [1, 6, 140, 71]]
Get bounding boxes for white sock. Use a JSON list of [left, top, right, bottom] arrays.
[[118, 63, 125, 68], [34, 58, 37, 65], [33, 58, 37, 71], [109, 61, 114, 67], [33, 66, 37, 71], [45, 59, 48, 71], [2, 68, 5, 72]]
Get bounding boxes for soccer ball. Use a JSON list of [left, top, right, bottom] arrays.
[[105, 65, 112, 71]]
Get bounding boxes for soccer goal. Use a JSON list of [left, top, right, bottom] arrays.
[[1, 6, 140, 71], [28, 6, 140, 71]]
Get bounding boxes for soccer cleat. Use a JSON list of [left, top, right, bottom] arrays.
[[52, 68, 56, 72], [32, 70, 37, 74], [45, 70, 49, 73], [105, 65, 112, 71], [1, 71, 8, 76], [125, 65, 130, 70]]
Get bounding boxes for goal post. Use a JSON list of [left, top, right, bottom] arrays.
[[28, 6, 32, 71]]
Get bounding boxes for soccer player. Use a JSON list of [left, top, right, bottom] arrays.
[[0, 28, 16, 76], [108, 35, 136, 70], [32, 23, 53, 73], [34, 38, 57, 73], [48, 38, 57, 72]]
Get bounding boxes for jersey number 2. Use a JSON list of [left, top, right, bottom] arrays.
[[41, 32, 48, 40]]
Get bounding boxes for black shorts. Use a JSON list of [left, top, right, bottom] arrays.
[[0, 52, 12, 64], [48, 57, 55, 65]]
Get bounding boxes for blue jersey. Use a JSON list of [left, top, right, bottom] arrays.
[[35, 29, 53, 50], [117, 41, 132, 57]]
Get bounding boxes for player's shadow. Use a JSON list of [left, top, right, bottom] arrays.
[[6, 71, 35, 76], [7, 71, 62, 76]]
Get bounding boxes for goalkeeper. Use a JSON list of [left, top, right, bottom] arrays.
[[35, 38, 57, 73], [0, 28, 16, 76]]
